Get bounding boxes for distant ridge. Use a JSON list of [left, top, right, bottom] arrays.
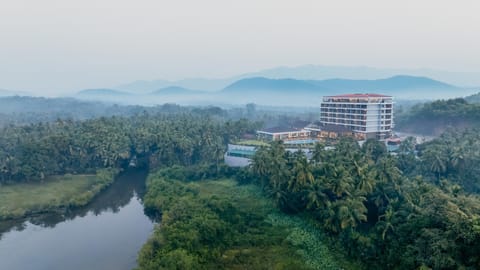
[[0, 88, 27, 96], [150, 86, 203, 95], [240, 65, 480, 87], [0, 89, 14, 96], [117, 79, 230, 93], [77, 88, 131, 96], [223, 77, 320, 93], [465, 92, 480, 103], [221, 75, 458, 97], [66, 75, 475, 106], [309, 75, 455, 91], [116, 65, 480, 92]]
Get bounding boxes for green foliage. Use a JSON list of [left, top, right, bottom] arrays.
[[395, 97, 480, 135], [418, 129, 480, 192], [0, 113, 256, 183], [249, 137, 480, 269], [137, 177, 317, 270], [266, 213, 350, 270]]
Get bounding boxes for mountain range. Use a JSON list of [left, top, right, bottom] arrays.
[[150, 86, 205, 95], [74, 75, 478, 106], [240, 65, 480, 87], [77, 89, 132, 96], [115, 65, 480, 92], [222, 76, 456, 95]]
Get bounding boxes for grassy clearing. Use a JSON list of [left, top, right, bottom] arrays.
[[195, 180, 356, 270], [139, 177, 358, 269], [0, 169, 115, 220]]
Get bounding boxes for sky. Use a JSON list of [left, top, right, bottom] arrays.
[[1, 0, 479, 94]]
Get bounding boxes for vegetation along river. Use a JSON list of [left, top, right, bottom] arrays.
[[0, 169, 154, 270]]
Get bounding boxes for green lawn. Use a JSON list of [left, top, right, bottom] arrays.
[[0, 171, 115, 220]]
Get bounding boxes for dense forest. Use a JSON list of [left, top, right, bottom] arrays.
[[0, 96, 229, 127], [395, 96, 480, 135], [137, 175, 318, 269], [131, 131, 480, 269], [416, 129, 480, 193], [0, 96, 319, 128], [244, 136, 480, 269], [2, 97, 480, 269], [0, 110, 258, 184]]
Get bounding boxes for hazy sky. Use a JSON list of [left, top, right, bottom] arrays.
[[1, 0, 479, 94]]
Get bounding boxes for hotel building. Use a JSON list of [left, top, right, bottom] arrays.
[[256, 127, 311, 141], [320, 94, 393, 140]]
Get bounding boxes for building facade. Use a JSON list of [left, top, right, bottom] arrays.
[[256, 127, 311, 141], [320, 94, 393, 140]]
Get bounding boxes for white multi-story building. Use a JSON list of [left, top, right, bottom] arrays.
[[320, 94, 393, 140]]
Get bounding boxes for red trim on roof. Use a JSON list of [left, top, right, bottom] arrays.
[[325, 93, 391, 98]]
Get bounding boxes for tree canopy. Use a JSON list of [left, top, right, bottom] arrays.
[[248, 137, 480, 269]]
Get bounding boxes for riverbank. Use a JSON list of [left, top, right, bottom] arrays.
[[0, 168, 154, 270], [0, 169, 117, 221], [137, 175, 359, 269]]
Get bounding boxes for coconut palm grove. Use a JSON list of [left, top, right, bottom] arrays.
[[0, 97, 479, 269]]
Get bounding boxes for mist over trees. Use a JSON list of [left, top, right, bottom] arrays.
[[395, 96, 480, 135], [0, 110, 257, 184]]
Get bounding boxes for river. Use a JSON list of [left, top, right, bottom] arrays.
[[0, 169, 155, 270]]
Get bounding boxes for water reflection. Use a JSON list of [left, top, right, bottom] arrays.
[[0, 169, 155, 270], [0, 169, 150, 236]]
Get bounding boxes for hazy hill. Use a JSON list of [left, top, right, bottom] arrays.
[[117, 79, 229, 93], [311, 75, 454, 91], [465, 92, 480, 103], [221, 75, 462, 100], [0, 89, 12, 96], [395, 97, 480, 135], [223, 77, 320, 93], [116, 65, 480, 92], [116, 79, 172, 93], [150, 86, 204, 95], [0, 96, 192, 126], [75, 75, 474, 106], [0, 88, 29, 96], [77, 88, 131, 96], [241, 65, 480, 87], [0, 96, 104, 115]]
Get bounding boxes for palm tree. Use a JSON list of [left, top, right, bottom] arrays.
[[337, 194, 368, 230], [353, 160, 376, 193], [211, 137, 225, 174], [377, 206, 396, 240], [378, 157, 402, 186], [288, 156, 314, 192], [266, 184, 290, 210], [312, 142, 326, 164], [362, 138, 387, 161], [251, 147, 271, 186], [429, 152, 448, 182], [324, 194, 367, 233], [327, 165, 353, 198], [305, 180, 328, 210]]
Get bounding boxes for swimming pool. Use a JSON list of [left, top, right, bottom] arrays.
[[284, 139, 319, 145]]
